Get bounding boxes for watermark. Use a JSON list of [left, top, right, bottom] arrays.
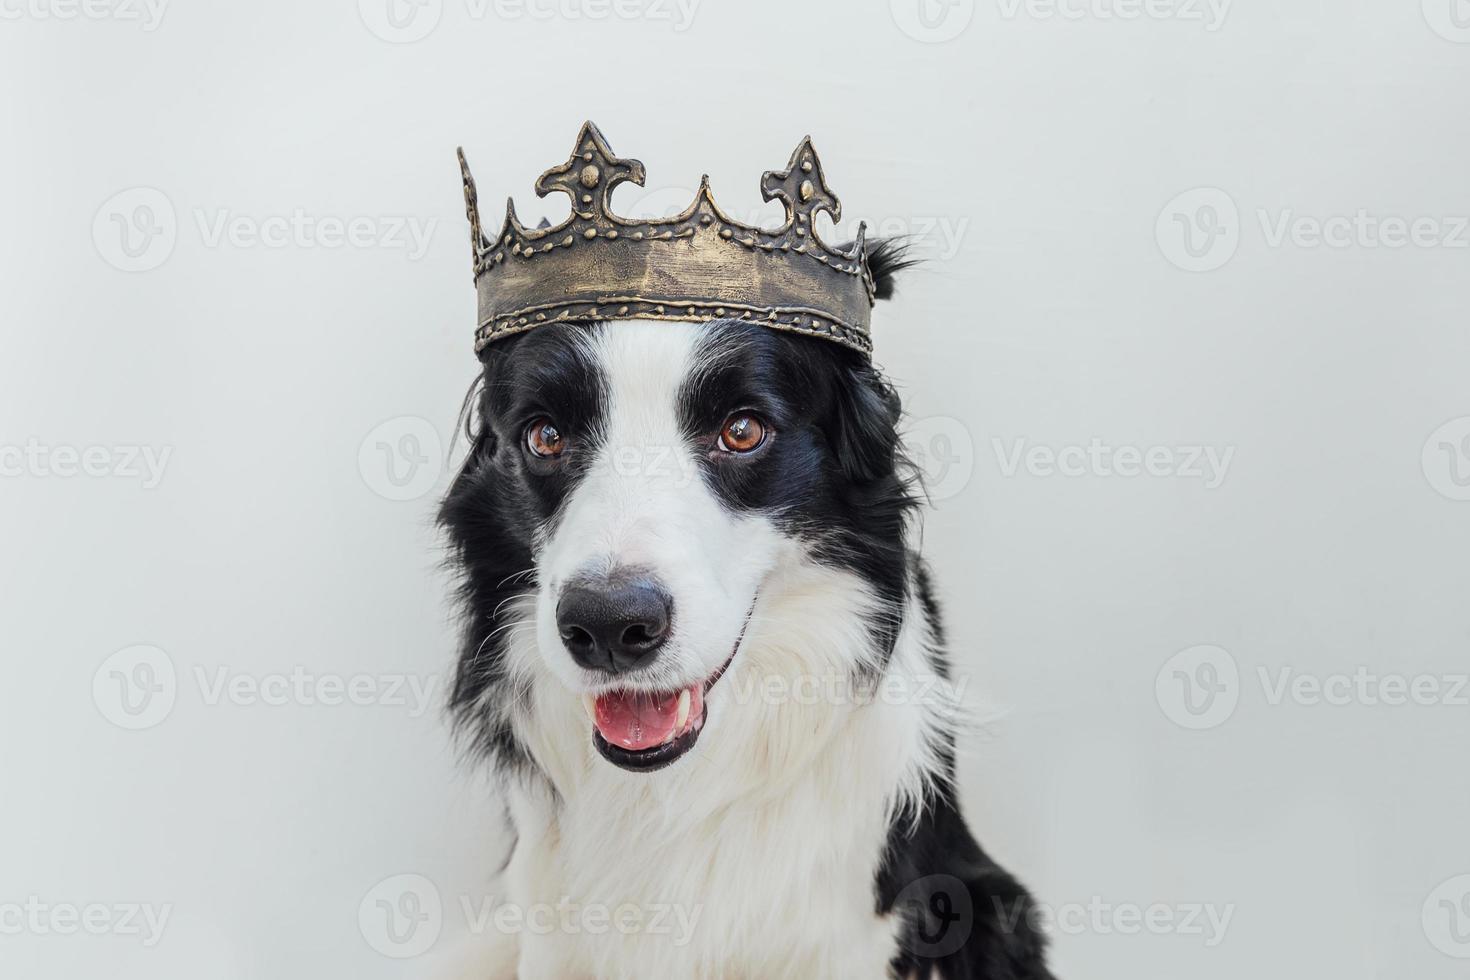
[[622, 185, 972, 263], [194, 666, 439, 717], [1258, 210, 1469, 251], [608, 444, 700, 489], [358, 874, 702, 958], [890, 0, 975, 43], [357, 0, 442, 42], [1423, 417, 1470, 501], [93, 187, 176, 273], [892, 875, 973, 958], [194, 209, 436, 260], [994, 896, 1235, 947], [995, 0, 1231, 31], [0, 897, 172, 947], [93, 187, 437, 272], [1258, 666, 1469, 709], [725, 668, 964, 709], [1156, 645, 1470, 730], [358, 0, 699, 42], [92, 645, 442, 730], [907, 416, 976, 502], [487, 0, 699, 29], [460, 895, 701, 945], [0, 0, 168, 29], [1155, 187, 1239, 273], [93, 645, 178, 731], [0, 439, 172, 488], [360, 874, 442, 958], [1423, 874, 1470, 958], [1158, 187, 1470, 272], [358, 416, 445, 502], [1422, 0, 1470, 43], [859, 215, 970, 262], [993, 438, 1235, 489], [1155, 644, 1239, 729]]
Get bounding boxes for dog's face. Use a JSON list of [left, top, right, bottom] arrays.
[[442, 317, 912, 775]]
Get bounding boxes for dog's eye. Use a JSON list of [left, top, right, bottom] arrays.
[[717, 412, 767, 454], [525, 417, 567, 458]]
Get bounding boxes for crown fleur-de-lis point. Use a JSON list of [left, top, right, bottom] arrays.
[[534, 120, 646, 224], [761, 136, 842, 237]]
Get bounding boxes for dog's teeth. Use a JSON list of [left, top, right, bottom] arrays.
[[582, 694, 597, 723], [675, 689, 691, 730]]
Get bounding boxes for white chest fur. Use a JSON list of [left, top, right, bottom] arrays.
[[492, 577, 946, 980]]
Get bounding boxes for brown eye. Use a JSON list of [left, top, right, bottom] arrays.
[[525, 417, 567, 458], [718, 412, 767, 454]]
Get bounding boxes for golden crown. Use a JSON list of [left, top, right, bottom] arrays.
[[458, 121, 877, 356]]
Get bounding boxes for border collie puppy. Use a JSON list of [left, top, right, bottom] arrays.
[[439, 244, 1054, 979]]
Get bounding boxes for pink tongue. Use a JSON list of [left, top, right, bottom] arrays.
[[594, 686, 702, 751]]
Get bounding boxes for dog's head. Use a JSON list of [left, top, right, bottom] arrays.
[[442, 242, 916, 777]]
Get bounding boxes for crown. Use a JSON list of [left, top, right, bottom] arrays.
[[457, 121, 877, 356]]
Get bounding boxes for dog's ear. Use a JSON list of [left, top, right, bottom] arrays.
[[450, 373, 497, 478], [828, 359, 906, 486], [864, 237, 919, 301]]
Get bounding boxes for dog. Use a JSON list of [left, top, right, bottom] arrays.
[[438, 240, 1055, 978]]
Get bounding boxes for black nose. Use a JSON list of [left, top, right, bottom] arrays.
[[556, 574, 673, 674]]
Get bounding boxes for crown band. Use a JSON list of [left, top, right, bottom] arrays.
[[458, 121, 876, 356]]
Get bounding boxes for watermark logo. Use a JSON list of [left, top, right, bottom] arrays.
[[1160, 188, 1470, 271], [0, 898, 172, 946], [1155, 644, 1239, 730], [358, 416, 444, 502], [192, 209, 436, 259], [892, 875, 973, 958], [995, 896, 1234, 946], [725, 668, 963, 709], [358, 0, 442, 41], [891, 0, 975, 42], [1156, 187, 1239, 272], [0, 0, 169, 29], [995, 0, 1231, 30], [623, 184, 971, 263], [193, 666, 440, 717], [358, 877, 702, 957], [93, 187, 177, 273], [1422, 0, 1470, 43], [908, 416, 976, 501], [92, 645, 177, 730], [460, 895, 702, 943], [1258, 210, 1469, 250], [94, 188, 437, 270], [0, 439, 172, 488], [1423, 875, 1470, 958], [486, 0, 701, 29], [1258, 667, 1469, 709], [360, 874, 443, 958], [608, 443, 700, 489], [94, 655, 441, 729], [859, 215, 971, 262], [1422, 417, 1470, 502], [993, 437, 1234, 488], [359, 0, 700, 40], [1158, 649, 1469, 729]]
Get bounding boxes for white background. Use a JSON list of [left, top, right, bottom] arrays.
[[3, 0, 1469, 977]]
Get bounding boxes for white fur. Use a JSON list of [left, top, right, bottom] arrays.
[[458, 321, 953, 979]]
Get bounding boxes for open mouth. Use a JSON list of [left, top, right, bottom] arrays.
[[581, 608, 751, 773]]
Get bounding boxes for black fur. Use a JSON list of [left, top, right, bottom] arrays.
[[877, 569, 1055, 979]]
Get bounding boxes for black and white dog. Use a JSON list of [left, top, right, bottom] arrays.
[[439, 243, 1054, 978]]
